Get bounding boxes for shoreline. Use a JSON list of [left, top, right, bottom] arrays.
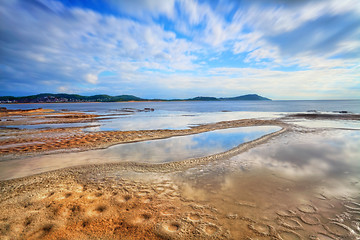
[[1, 125, 358, 240]]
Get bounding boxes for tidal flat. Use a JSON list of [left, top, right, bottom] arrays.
[[0, 104, 360, 239]]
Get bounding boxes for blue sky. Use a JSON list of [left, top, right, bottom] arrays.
[[0, 0, 359, 99]]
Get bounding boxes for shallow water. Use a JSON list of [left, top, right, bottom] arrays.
[[0, 109, 281, 131], [85, 111, 282, 131], [2, 100, 359, 131], [169, 129, 360, 239], [288, 119, 360, 130], [80, 127, 360, 239], [0, 126, 280, 180]]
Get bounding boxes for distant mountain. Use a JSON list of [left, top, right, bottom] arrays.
[[0, 93, 143, 103], [0, 93, 271, 103], [187, 96, 219, 101], [220, 94, 271, 101]]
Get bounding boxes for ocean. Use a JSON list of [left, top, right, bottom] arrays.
[[1, 99, 359, 113]]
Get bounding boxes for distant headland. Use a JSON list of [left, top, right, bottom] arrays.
[[0, 93, 271, 103]]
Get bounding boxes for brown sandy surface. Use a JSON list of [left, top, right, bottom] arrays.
[[0, 169, 231, 240], [1, 109, 359, 239], [1, 160, 359, 239], [0, 108, 100, 126], [0, 108, 55, 115], [287, 113, 360, 121]]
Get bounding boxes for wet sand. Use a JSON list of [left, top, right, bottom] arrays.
[[1, 109, 360, 239], [287, 113, 360, 121], [1, 136, 359, 239], [0, 126, 285, 180]]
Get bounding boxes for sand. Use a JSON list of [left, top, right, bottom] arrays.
[[0, 170, 231, 239], [1, 154, 359, 239], [1, 109, 359, 239], [287, 113, 360, 120]]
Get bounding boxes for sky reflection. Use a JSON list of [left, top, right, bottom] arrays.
[[87, 111, 281, 131], [0, 126, 279, 180], [171, 129, 360, 239], [233, 130, 360, 179]]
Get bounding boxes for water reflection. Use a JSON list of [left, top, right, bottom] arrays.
[[86, 111, 282, 131], [0, 126, 279, 180], [288, 119, 360, 130], [232, 130, 360, 178], [171, 129, 360, 239], [176, 130, 360, 196], [0, 110, 281, 131]]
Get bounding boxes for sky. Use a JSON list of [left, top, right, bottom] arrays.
[[0, 0, 359, 100]]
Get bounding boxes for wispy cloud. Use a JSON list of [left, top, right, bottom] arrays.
[[0, 0, 359, 99]]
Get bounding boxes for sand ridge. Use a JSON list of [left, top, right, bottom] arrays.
[[0, 108, 100, 127], [286, 113, 360, 121]]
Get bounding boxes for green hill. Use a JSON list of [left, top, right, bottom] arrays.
[[220, 94, 271, 101], [0, 93, 271, 103], [187, 96, 219, 101], [0, 94, 143, 103]]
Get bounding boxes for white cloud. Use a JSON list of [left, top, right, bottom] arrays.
[[85, 74, 98, 84], [238, 0, 360, 36], [0, 0, 359, 99]]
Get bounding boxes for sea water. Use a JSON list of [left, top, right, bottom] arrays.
[[1, 100, 359, 131], [1, 99, 359, 113]]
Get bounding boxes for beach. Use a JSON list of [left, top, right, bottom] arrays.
[[2, 0, 360, 238], [1, 104, 360, 239]]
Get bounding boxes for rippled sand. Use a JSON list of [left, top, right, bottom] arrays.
[[0, 170, 231, 239], [1, 162, 359, 239]]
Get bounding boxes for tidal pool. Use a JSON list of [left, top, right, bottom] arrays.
[[85, 111, 282, 131], [0, 110, 281, 131], [0, 126, 280, 180], [167, 129, 360, 239]]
